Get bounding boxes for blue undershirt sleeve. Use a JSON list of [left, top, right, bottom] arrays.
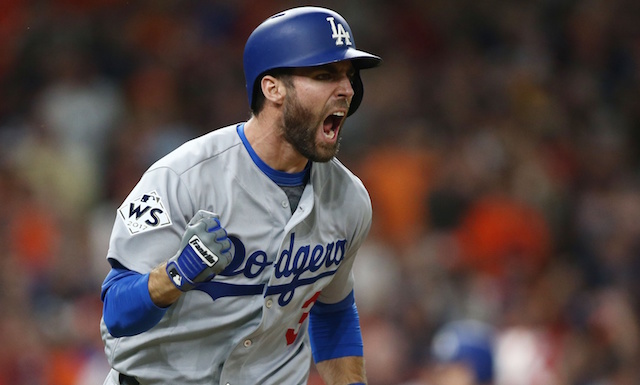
[[308, 290, 364, 363], [101, 262, 167, 337]]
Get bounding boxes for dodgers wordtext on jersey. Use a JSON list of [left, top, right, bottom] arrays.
[[196, 232, 346, 307]]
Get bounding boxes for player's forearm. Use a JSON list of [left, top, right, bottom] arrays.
[[315, 356, 367, 385], [102, 268, 168, 337], [101, 263, 184, 338], [148, 262, 183, 307]]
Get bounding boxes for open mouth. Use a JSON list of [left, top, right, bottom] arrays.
[[322, 111, 345, 140]]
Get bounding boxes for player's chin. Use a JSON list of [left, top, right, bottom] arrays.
[[312, 138, 341, 162]]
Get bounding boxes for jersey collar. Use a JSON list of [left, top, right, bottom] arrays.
[[237, 123, 310, 187]]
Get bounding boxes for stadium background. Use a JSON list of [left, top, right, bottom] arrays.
[[1, 0, 639, 384]]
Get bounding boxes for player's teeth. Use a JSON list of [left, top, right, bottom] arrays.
[[324, 130, 335, 139], [333, 112, 345, 117]]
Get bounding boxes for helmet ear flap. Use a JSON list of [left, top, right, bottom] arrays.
[[347, 71, 363, 117]]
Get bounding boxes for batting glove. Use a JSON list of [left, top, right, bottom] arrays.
[[166, 210, 234, 291]]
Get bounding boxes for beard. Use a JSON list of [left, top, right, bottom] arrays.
[[281, 90, 342, 163]]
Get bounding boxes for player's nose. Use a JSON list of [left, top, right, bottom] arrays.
[[336, 74, 355, 99]]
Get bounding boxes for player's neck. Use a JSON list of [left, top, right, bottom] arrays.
[[244, 117, 308, 174]]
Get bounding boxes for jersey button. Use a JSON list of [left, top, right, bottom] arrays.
[[266, 299, 273, 308], [281, 200, 289, 208], [243, 339, 252, 348]]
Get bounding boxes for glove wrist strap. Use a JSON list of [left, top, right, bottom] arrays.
[[166, 261, 196, 292]]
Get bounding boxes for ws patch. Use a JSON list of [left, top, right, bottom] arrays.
[[118, 191, 172, 235]]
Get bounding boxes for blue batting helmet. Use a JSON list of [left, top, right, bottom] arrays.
[[243, 6, 381, 116]]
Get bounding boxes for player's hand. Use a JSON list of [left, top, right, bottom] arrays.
[[166, 210, 234, 291]]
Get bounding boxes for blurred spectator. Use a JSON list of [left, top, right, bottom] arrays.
[[430, 319, 495, 385], [399, 319, 496, 385], [358, 121, 437, 253], [455, 193, 552, 282]]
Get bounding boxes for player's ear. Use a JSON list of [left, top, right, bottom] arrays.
[[261, 75, 287, 106]]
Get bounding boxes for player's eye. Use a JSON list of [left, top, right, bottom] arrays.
[[314, 72, 332, 81]]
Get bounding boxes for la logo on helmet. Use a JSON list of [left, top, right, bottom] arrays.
[[326, 17, 352, 46]]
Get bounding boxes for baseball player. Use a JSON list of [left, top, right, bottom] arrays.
[[100, 6, 380, 385]]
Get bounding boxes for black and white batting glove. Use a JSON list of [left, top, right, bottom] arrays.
[[166, 210, 234, 291]]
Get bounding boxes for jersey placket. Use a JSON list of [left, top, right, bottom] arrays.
[[218, 187, 316, 385]]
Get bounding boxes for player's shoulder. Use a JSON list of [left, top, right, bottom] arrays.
[[148, 123, 242, 174], [314, 158, 370, 205]]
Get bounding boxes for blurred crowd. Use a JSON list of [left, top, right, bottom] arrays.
[[1, 0, 640, 384]]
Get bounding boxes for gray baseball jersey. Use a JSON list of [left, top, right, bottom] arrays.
[[100, 123, 372, 384]]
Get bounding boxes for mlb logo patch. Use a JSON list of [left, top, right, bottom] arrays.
[[118, 191, 172, 235]]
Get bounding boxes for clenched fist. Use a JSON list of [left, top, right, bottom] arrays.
[[166, 210, 234, 291]]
